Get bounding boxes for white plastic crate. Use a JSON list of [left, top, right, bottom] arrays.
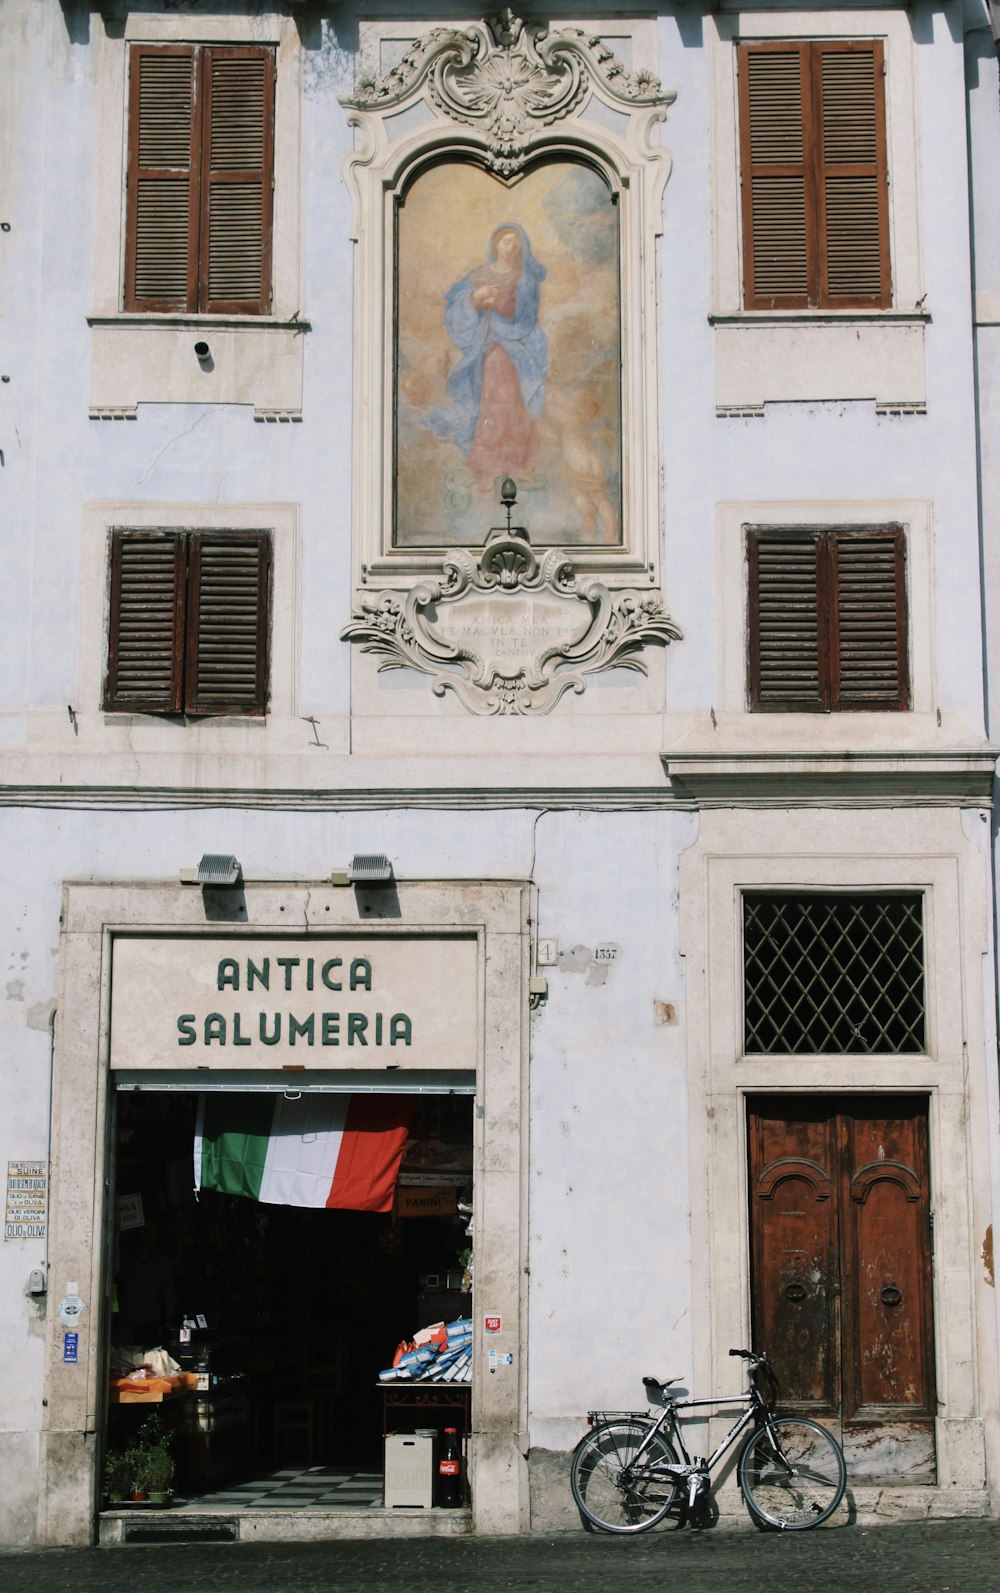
[[384, 1433, 435, 1508]]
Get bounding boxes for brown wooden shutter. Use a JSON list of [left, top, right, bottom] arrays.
[[125, 44, 274, 314], [739, 44, 814, 309], [829, 528, 908, 709], [185, 533, 270, 716], [748, 529, 826, 709], [816, 43, 890, 307], [200, 47, 275, 314], [124, 46, 200, 312], [739, 41, 890, 310], [105, 531, 186, 711]]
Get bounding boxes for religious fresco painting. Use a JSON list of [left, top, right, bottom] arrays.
[[395, 159, 622, 549]]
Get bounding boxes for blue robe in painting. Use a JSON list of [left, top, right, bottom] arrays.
[[426, 223, 548, 457]]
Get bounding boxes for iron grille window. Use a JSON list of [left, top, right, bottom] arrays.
[[743, 893, 925, 1054]]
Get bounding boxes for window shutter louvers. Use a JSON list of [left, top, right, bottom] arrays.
[[749, 527, 908, 712], [125, 43, 274, 315], [125, 47, 199, 311], [817, 44, 890, 305], [201, 49, 275, 314], [740, 45, 813, 307], [105, 532, 186, 711], [740, 40, 890, 310], [186, 534, 270, 715], [830, 529, 908, 708], [749, 531, 824, 709]]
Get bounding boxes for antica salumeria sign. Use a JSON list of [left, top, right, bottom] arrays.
[[110, 937, 478, 1070]]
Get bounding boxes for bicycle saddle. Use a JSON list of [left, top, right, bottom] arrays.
[[642, 1375, 681, 1391]]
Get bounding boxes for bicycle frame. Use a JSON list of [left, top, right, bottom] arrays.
[[574, 1352, 846, 1533], [599, 1377, 786, 1512]]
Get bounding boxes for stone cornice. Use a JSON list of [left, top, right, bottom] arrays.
[[662, 751, 999, 807], [1, 750, 997, 813]]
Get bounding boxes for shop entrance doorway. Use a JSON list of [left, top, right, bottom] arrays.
[[104, 1084, 474, 1512], [747, 1094, 936, 1483]]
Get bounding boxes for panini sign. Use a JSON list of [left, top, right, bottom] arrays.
[[110, 936, 478, 1070]]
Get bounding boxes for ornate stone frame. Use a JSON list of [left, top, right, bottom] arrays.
[[340, 12, 674, 589]]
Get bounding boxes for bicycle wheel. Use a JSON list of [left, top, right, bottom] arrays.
[[570, 1419, 681, 1534], [738, 1416, 846, 1530]]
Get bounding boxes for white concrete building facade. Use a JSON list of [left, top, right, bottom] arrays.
[[2, 0, 1000, 1549]]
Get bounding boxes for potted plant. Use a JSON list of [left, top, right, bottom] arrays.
[[126, 1443, 150, 1502], [142, 1435, 175, 1504], [102, 1445, 131, 1506], [134, 1411, 175, 1504]]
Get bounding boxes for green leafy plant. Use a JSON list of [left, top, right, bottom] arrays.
[[101, 1446, 131, 1503], [125, 1443, 151, 1497], [142, 1437, 175, 1495], [127, 1411, 175, 1497]]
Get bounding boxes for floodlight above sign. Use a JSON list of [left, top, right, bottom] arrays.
[[195, 854, 243, 886], [348, 854, 394, 885]]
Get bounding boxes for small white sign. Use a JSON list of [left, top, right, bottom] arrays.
[[5, 1160, 48, 1241], [59, 1294, 86, 1328]]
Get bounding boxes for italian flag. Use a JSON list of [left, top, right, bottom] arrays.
[[194, 1093, 413, 1212]]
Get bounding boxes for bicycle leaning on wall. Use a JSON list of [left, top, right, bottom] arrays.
[[570, 1348, 847, 1533]]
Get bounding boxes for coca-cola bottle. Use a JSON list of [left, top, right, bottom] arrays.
[[437, 1426, 462, 1507]]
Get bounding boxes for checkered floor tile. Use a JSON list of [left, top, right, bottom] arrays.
[[182, 1466, 384, 1512]]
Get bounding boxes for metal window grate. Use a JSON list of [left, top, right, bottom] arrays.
[[743, 893, 925, 1054]]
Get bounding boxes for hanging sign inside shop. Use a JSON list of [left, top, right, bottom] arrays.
[[396, 1187, 458, 1219], [116, 1192, 145, 1231], [109, 936, 478, 1071], [5, 1160, 48, 1240]]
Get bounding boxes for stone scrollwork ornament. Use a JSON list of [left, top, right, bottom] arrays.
[[341, 530, 682, 716], [346, 8, 672, 176]]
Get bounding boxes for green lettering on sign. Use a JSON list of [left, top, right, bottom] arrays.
[[290, 1013, 315, 1045]]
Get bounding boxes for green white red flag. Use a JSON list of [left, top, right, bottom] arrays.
[[194, 1093, 412, 1211]]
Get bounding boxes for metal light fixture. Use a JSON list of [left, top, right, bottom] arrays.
[[347, 853, 394, 885], [193, 853, 243, 886]]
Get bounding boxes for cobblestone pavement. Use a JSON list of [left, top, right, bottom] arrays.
[[4, 1521, 1000, 1593]]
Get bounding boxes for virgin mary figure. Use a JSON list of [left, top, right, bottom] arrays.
[[426, 223, 548, 486]]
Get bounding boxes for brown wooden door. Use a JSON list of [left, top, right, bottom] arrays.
[[747, 1096, 936, 1482]]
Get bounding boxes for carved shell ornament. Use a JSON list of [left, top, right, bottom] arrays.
[[346, 9, 671, 175], [341, 522, 682, 718]]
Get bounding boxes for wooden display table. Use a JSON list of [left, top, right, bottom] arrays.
[[381, 1381, 471, 1440]]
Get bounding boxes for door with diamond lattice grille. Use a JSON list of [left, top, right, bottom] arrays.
[[747, 1096, 936, 1483]]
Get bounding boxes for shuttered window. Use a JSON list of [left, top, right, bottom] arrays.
[[124, 44, 275, 314], [738, 41, 890, 310], [747, 526, 908, 711], [105, 530, 271, 716]]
